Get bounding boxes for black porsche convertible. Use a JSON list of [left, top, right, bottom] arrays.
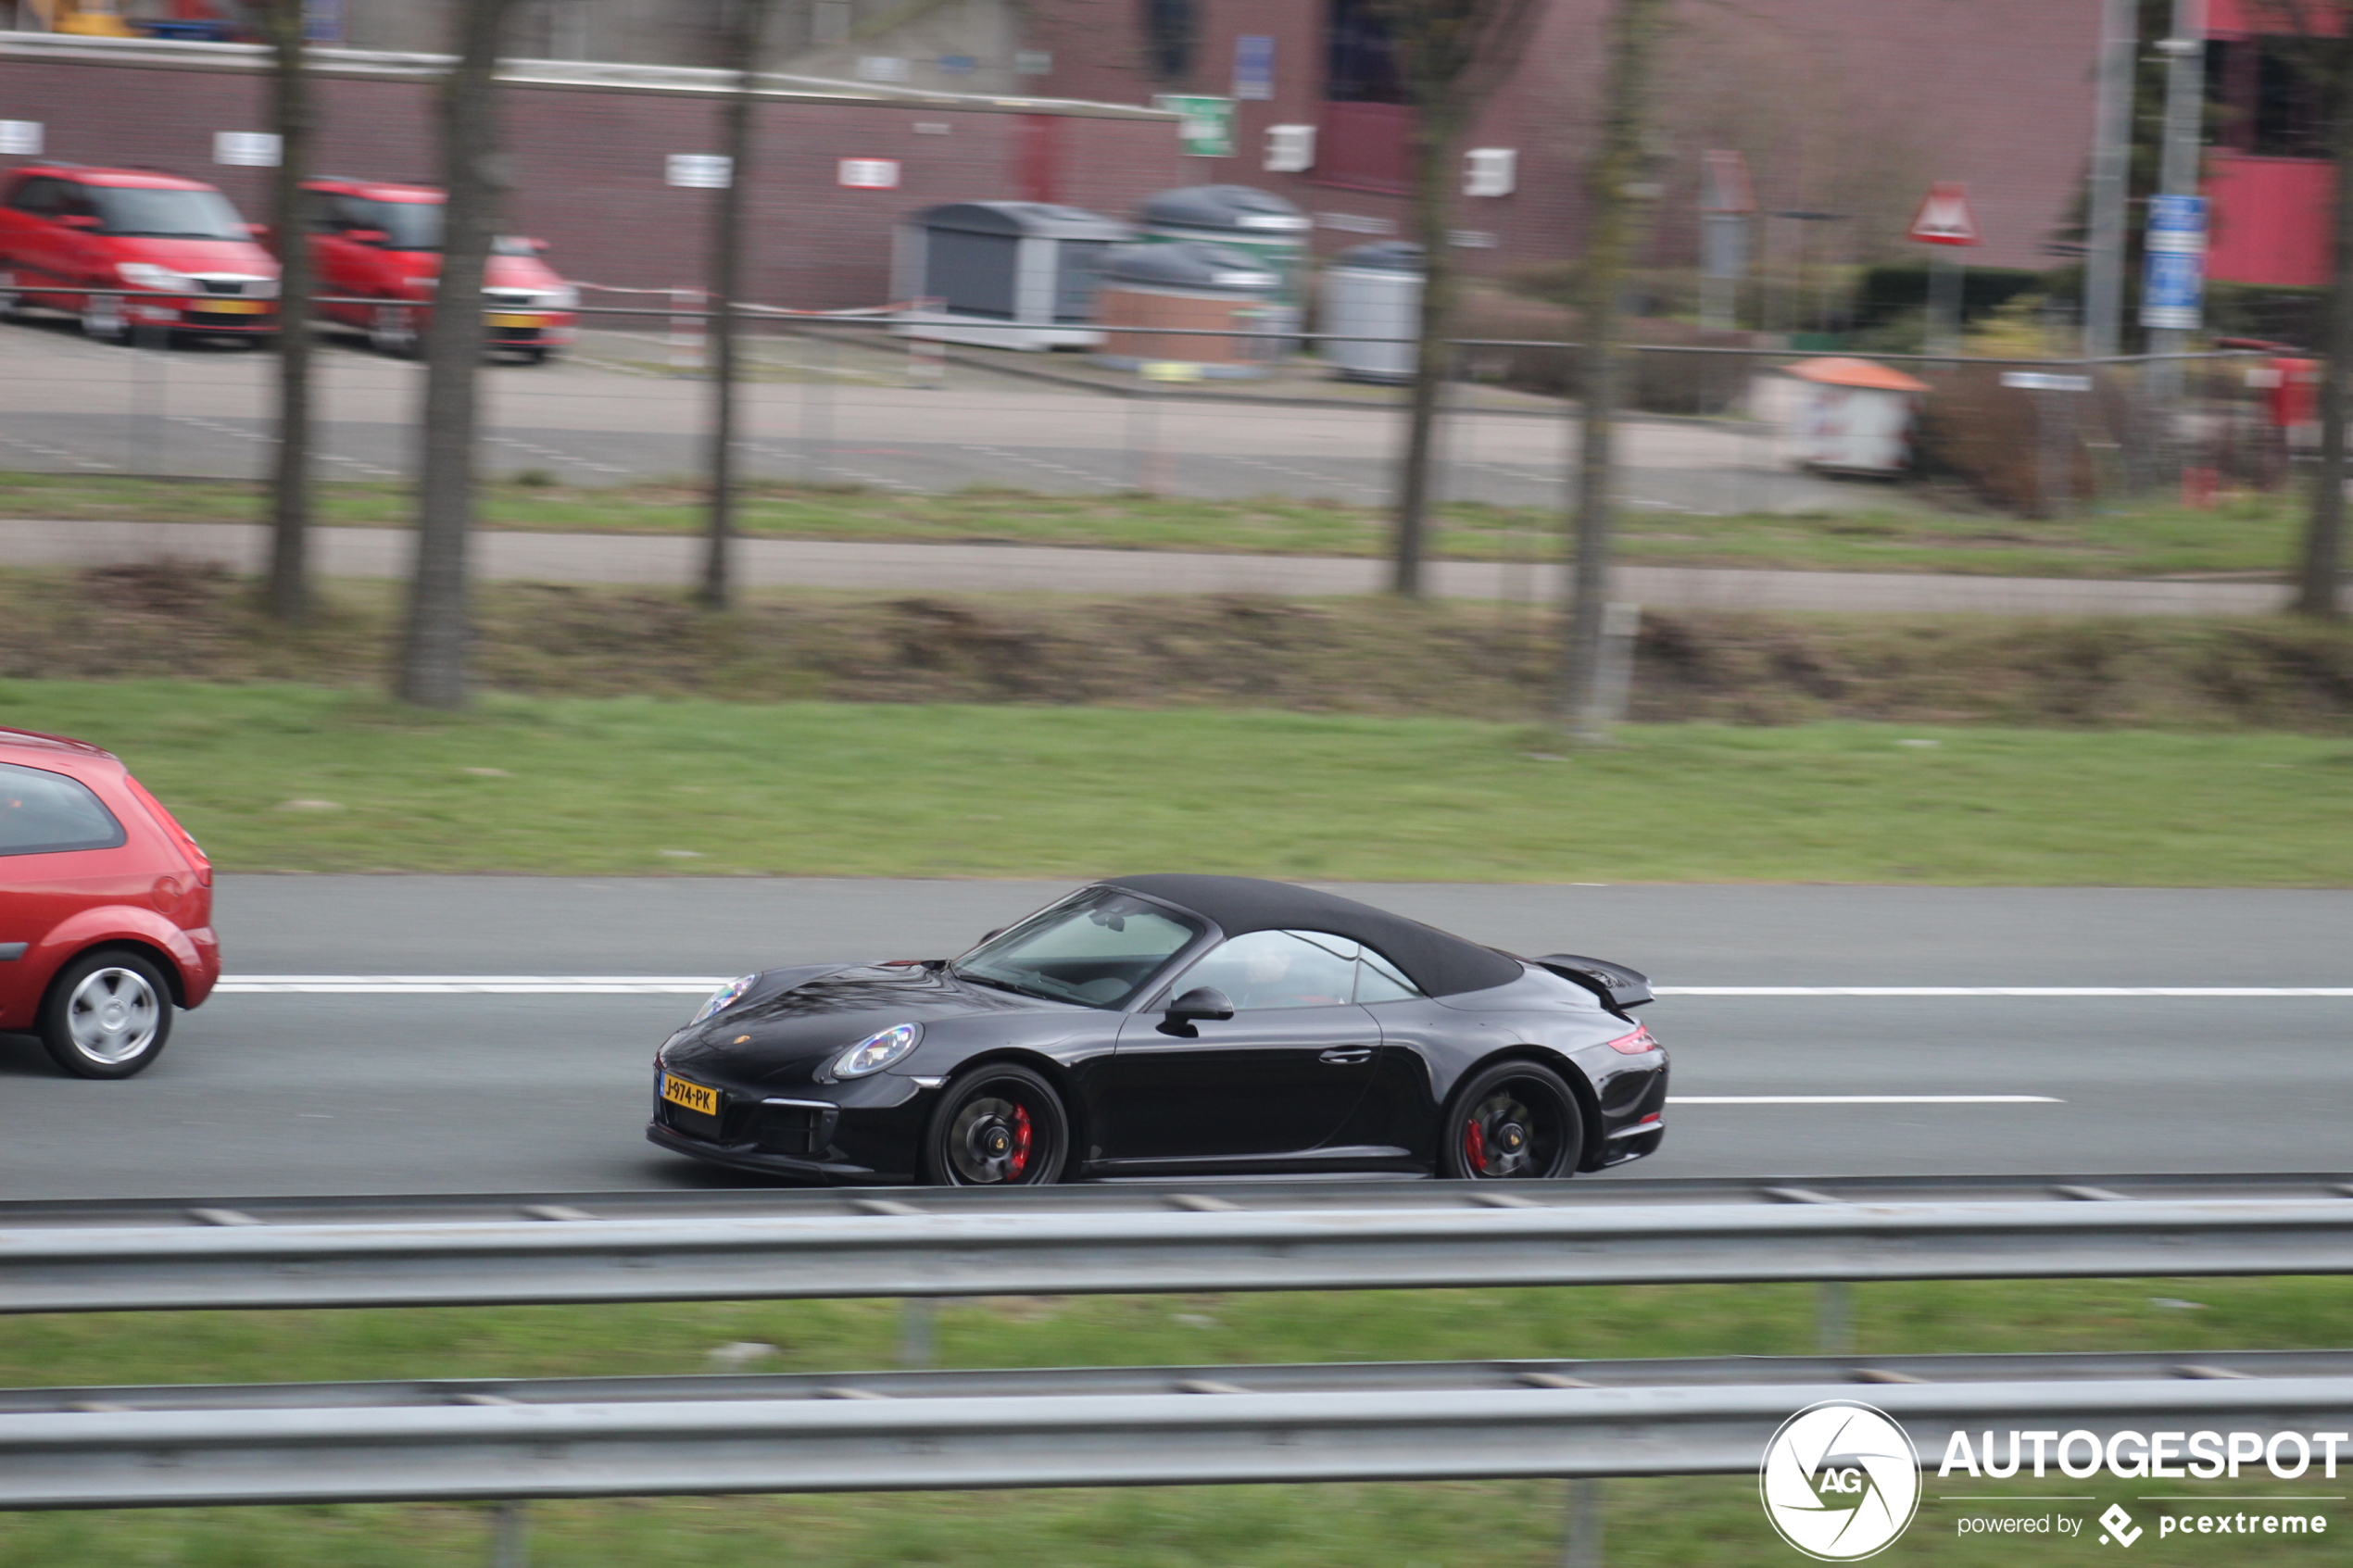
[[648, 874, 1667, 1185]]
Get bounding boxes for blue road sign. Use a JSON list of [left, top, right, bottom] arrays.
[[2142, 194, 2206, 331]]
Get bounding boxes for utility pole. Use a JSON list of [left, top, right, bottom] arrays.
[[699, 0, 769, 611], [2146, 2, 2208, 415], [2082, 0, 2138, 358]]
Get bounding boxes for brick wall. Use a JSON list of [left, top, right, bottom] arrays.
[[1021, 0, 2101, 278], [0, 55, 1188, 307]]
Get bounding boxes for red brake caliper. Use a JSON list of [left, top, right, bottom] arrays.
[[1464, 1118, 1488, 1174], [1007, 1104, 1033, 1178]]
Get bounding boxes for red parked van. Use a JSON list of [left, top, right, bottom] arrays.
[[0, 728, 220, 1078], [0, 163, 279, 342], [303, 176, 578, 361]]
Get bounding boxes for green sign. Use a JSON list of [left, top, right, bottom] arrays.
[[1154, 94, 1235, 158]]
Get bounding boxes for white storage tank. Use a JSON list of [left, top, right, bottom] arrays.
[[890, 201, 1130, 351], [1320, 241, 1423, 383]]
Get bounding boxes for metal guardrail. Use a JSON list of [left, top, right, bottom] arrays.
[[4, 1176, 2348, 1314], [6, 1351, 2349, 1508]]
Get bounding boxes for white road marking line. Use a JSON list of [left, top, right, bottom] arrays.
[[219, 975, 731, 994], [214, 978, 2351, 999], [0, 429, 118, 470], [1666, 1095, 2064, 1106], [1656, 986, 2353, 997]]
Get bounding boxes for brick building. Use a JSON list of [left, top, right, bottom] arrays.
[[2, 2, 2114, 307]]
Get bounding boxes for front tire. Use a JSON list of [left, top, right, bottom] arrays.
[[1439, 1060, 1583, 1180], [369, 303, 420, 357], [82, 294, 127, 344], [40, 948, 174, 1079], [919, 1064, 1069, 1185]]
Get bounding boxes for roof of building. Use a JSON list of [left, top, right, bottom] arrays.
[[1102, 874, 1525, 997], [1781, 357, 1932, 394]]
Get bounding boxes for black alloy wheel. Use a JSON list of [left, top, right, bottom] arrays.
[[920, 1064, 1069, 1185], [1440, 1060, 1582, 1180]]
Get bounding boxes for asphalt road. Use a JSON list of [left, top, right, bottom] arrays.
[[0, 315, 1846, 514], [2, 878, 2346, 1199]]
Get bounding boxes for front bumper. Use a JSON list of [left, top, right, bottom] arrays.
[[647, 1067, 933, 1184]]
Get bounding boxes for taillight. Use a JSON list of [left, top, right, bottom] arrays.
[[126, 777, 211, 887], [1605, 1024, 1659, 1055]]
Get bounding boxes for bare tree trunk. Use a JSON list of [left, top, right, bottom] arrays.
[[1391, 112, 1458, 598], [398, 0, 515, 708], [700, 0, 767, 611], [259, 1, 313, 623], [1561, 0, 1665, 738], [2297, 43, 2353, 618]]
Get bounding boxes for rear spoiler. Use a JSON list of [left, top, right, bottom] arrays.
[[1532, 953, 1655, 1011]]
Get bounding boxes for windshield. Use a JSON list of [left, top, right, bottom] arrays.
[[94, 186, 249, 241], [362, 200, 534, 256], [952, 888, 1204, 1010]]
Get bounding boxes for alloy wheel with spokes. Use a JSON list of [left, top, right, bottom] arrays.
[[39, 948, 175, 1079], [921, 1065, 1069, 1185], [1441, 1060, 1582, 1181]]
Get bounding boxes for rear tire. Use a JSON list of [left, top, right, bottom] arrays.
[[39, 948, 174, 1079], [1439, 1060, 1582, 1180], [918, 1064, 1069, 1185]]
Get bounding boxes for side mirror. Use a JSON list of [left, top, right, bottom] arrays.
[[344, 228, 388, 245], [1165, 986, 1235, 1023]]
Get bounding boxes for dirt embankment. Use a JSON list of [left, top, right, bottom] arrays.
[[6, 564, 2352, 732]]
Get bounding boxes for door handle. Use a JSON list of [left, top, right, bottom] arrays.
[[1318, 1047, 1373, 1065]]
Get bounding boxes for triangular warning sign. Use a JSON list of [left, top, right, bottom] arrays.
[[1907, 182, 1981, 246]]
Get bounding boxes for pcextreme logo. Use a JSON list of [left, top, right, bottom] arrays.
[[1759, 1400, 1923, 1561]]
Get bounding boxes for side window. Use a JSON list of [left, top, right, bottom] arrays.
[[1354, 944, 1421, 1003], [7, 177, 58, 215], [1178, 930, 1360, 1010], [0, 762, 128, 857]]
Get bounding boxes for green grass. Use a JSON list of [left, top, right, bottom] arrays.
[[2, 682, 2348, 884], [3, 1276, 2347, 1564], [0, 469, 2316, 579]]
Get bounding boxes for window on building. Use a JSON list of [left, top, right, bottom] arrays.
[[1141, 0, 1196, 82], [1327, 0, 1407, 104], [2208, 37, 2330, 158]]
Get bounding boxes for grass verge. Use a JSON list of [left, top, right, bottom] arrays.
[[0, 469, 2317, 579], [3, 1276, 2346, 1564], [1, 680, 2347, 883]]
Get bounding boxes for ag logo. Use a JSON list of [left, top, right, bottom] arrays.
[[1758, 1399, 1922, 1561]]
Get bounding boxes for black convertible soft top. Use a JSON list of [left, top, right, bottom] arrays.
[[1101, 874, 1525, 998]]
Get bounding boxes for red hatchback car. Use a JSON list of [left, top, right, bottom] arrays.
[[0, 163, 280, 342], [303, 176, 578, 361], [0, 728, 219, 1078]]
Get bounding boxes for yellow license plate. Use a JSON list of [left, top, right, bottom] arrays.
[[486, 312, 545, 327], [661, 1073, 719, 1116], [194, 299, 266, 314]]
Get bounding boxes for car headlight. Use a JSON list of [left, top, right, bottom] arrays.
[[834, 1022, 923, 1078], [118, 262, 196, 293], [690, 974, 756, 1024], [541, 284, 578, 310], [245, 278, 281, 300]]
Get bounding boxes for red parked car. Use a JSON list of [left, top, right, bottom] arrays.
[[0, 163, 279, 343], [0, 728, 219, 1079], [303, 176, 578, 361]]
